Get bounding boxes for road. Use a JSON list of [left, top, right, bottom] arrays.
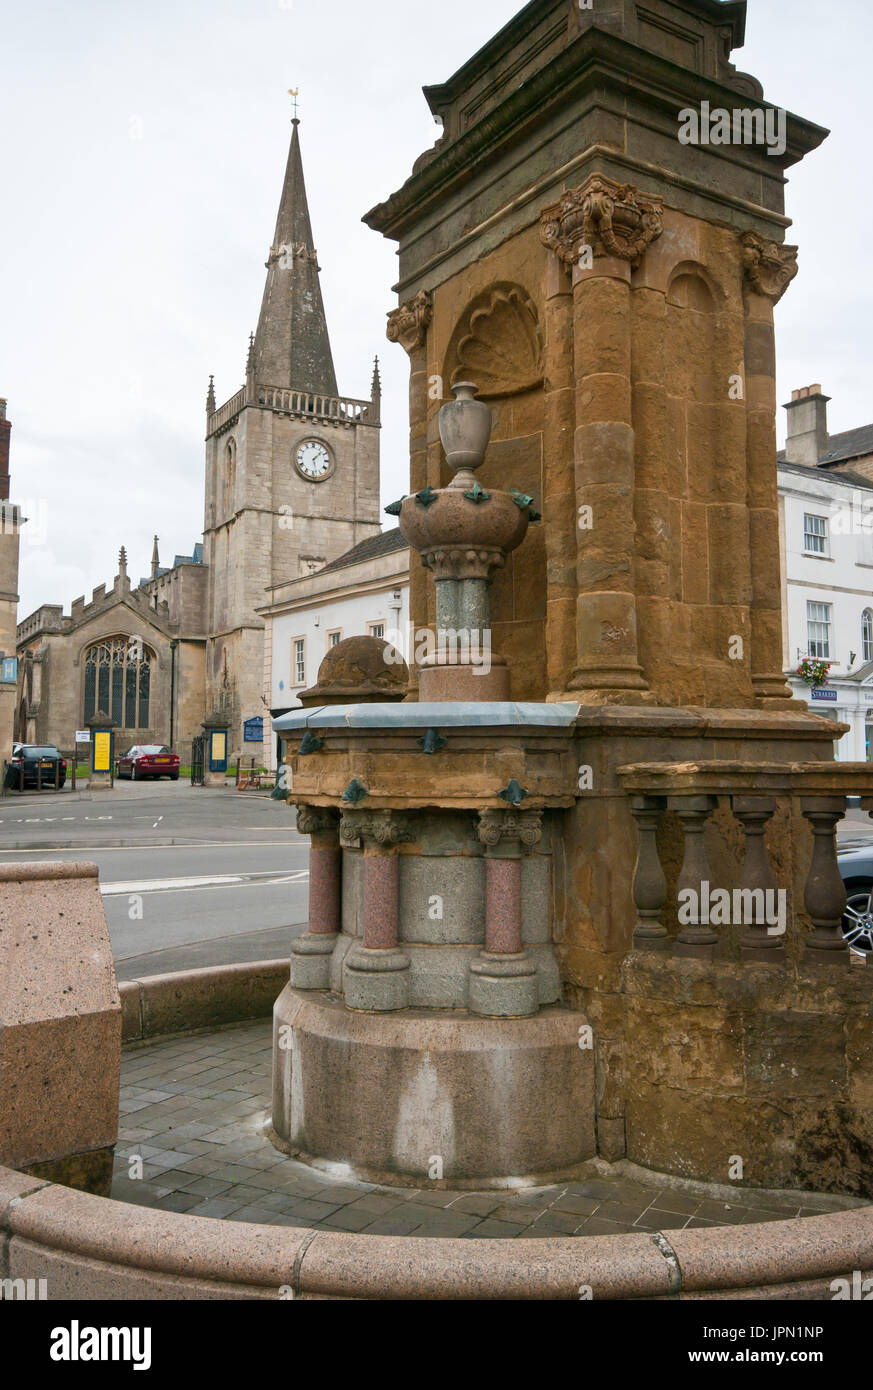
[[2, 779, 870, 979], [0, 782, 309, 978]]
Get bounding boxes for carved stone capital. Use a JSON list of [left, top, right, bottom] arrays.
[[386, 290, 433, 354], [540, 174, 663, 269], [477, 809, 543, 853], [421, 545, 506, 582], [295, 805, 339, 837], [340, 809, 415, 848], [741, 230, 798, 305]]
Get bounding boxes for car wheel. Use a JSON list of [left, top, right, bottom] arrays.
[[170, 773, 179, 781], [842, 885, 873, 954]]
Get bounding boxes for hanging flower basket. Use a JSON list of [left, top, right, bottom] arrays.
[[797, 657, 832, 687]]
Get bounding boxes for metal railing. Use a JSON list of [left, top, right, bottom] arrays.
[[2, 752, 78, 797]]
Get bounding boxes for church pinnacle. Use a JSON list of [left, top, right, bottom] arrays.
[[250, 115, 338, 397]]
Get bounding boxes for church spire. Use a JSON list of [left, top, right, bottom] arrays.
[[251, 116, 338, 397]]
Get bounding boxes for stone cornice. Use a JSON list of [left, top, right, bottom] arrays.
[[421, 0, 747, 123], [364, 27, 828, 243]]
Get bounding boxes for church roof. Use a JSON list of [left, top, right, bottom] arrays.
[[314, 528, 407, 576], [251, 120, 338, 397]]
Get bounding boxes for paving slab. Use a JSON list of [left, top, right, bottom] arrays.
[[110, 1019, 862, 1238]]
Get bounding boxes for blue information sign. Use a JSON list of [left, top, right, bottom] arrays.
[[243, 717, 264, 743], [811, 687, 837, 702], [0, 657, 17, 684]]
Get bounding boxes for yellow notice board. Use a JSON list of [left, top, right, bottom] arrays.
[[93, 732, 112, 773], [211, 731, 227, 766]]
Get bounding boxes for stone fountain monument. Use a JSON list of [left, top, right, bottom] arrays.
[[271, 378, 592, 1184], [273, 0, 873, 1198]]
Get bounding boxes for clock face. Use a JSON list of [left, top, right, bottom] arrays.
[[296, 440, 332, 480]]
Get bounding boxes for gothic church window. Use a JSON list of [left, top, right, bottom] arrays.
[[863, 610, 873, 663], [84, 637, 153, 729], [224, 438, 237, 515]]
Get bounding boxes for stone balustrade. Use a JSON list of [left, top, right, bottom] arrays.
[[207, 385, 377, 438], [255, 386, 376, 424], [617, 760, 873, 966], [207, 386, 246, 436]]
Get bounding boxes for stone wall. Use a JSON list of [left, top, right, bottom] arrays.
[[551, 711, 872, 1195], [16, 605, 205, 762]]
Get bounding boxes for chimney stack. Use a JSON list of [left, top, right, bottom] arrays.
[[0, 399, 10, 502], [784, 384, 830, 466]]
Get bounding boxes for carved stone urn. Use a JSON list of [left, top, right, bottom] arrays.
[[438, 381, 494, 487], [398, 381, 536, 701]]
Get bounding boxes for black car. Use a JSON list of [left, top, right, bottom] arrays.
[[4, 743, 67, 790], [838, 841, 873, 954]]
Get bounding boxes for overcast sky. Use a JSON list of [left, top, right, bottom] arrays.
[[2, 0, 871, 619]]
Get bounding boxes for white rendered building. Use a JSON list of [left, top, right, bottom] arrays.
[[779, 386, 873, 761], [259, 529, 409, 769]]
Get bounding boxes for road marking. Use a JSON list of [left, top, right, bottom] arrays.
[[101, 870, 309, 896], [0, 840, 305, 854]]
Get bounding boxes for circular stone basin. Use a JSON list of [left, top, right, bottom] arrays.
[[400, 489, 529, 557]]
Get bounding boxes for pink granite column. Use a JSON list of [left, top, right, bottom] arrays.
[[309, 840, 341, 936], [471, 809, 542, 1018], [289, 806, 341, 990], [484, 856, 524, 955], [362, 848, 400, 950], [342, 810, 414, 1012]]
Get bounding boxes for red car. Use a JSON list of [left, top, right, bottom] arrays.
[[115, 745, 181, 781]]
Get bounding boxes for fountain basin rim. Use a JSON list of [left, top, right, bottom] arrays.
[[273, 701, 580, 731]]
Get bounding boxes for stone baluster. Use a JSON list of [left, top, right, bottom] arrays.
[[732, 796, 784, 961], [801, 796, 848, 963], [671, 795, 718, 958], [341, 809, 414, 1011], [471, 810, 542, 1017], [629, 795, 668, 949], [288, 806, 341, 989]]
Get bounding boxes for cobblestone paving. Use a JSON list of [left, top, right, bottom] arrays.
[[111, 1021, 859, 1238]]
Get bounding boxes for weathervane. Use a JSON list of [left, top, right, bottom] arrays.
[[288, 87, 299, 121]]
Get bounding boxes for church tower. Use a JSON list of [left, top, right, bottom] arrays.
[[203, 116, 381, 756]]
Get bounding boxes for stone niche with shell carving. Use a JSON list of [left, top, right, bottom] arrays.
[[443, 283, 543, 399]]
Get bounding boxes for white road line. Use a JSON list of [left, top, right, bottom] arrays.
[[101, 870, 309, 896], [0, 840, 305, 854]]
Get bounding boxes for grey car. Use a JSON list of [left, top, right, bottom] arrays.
[[837, 841, 873, 954]]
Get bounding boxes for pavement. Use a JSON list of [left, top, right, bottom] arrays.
[[0, 782, 309, 978], [110, 1020, 863, 1238]]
